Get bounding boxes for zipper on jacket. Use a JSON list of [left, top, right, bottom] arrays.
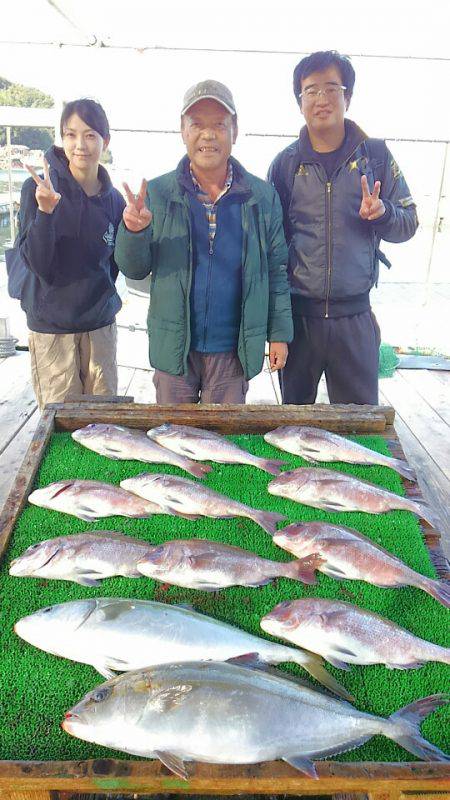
[[202, 237, 214, 350], [324, 181, 332, 318]]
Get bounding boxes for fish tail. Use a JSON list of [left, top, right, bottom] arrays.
[[185, 461, 213, 479], [409, 500, 441, 529], [420, 577, 450, 610], [389, 458, 417, 482], [387, 694, 450, 761], [256, 458, 289, 476], [291, 651, 353, 701], [282, 555, 322, 585], [251, 510, 287, 535]]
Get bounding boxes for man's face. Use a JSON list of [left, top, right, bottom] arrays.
[[299, 65, 349, 136], [181, 99, 237, 175]]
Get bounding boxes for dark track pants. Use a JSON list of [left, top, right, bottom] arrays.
[[280, 310, 381, 405]]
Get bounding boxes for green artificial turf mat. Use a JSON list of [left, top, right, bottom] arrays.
[[0, 430, 448, 764]]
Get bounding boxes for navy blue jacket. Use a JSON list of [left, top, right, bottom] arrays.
[[16, 146, 125, 333], [268, 119, 418, 317]]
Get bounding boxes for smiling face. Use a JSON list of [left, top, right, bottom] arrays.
[[181, 99, 237, 178], [299, 65, 349, 138], [62, 113, 109, 173]]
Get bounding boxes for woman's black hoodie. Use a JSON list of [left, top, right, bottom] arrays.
[[17, 145, 125, 333]]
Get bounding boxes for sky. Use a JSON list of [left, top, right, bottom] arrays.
[[0, 0, 449, 282]]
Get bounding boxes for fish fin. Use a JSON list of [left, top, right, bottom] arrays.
[[246, 578, 273, 587], [98, 600, 136, 621], [75, 576, 102, 588], [176, 444, 199, 457], [258, 459, 289, 476], [411, 501, 441, 529], [153, 685, 193, 712], [385, 661, 425, 670], [292, 651, 353, 701], [94, 662, 117, 679], [75, 505, 100, 521], [388, 694, 450, 762], [155, 751, 189, 779], [390, 458, 417, 482], [282, 755, 318, 778], [186, 462, 213, 479], [228, 656, 326, 693], [225, 652, 266, 668], [284, 556, 322, 585], [325, 656, 352, 671], [319, 567, 346, 580], [319, 500, 350, 512], [421, 579, 450, 609], [174, 603, 196, 612], [172, 511, 203, 521], [252, 510, 287, 535]]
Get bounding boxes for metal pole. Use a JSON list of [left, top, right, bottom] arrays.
[[424, 141, 448, 308], [6, 125, 16, 242]]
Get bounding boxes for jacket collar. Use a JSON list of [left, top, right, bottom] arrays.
[[174, 154, 253, 203], [296, 118, 368, 165]]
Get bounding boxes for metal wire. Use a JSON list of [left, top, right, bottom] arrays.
[[0, 39, 449, 62]]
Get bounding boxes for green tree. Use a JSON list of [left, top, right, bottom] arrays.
[[0, 77, 54, 150]]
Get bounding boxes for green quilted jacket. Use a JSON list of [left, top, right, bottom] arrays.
[[115, 156, 293, 380]]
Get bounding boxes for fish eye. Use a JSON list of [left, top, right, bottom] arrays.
[[92, 687, 110, 703], [42, 606, 53, 614]]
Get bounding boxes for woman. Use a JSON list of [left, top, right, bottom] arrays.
[[16, 98, 125, 408]]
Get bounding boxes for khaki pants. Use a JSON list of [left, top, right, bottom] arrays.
[[29, 323, 118, 409]]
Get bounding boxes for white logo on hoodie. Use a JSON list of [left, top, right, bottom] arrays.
[[103, 222, 115, 247]]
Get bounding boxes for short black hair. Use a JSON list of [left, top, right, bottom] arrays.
[[60, 98, 110, 139], [293, 51, 355, 104]]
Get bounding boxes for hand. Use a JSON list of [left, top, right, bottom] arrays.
[[25, 159, 61, 214], [359, 175, 385, 221], [269, 342, 288, 371], [122, 179, 152, 232]]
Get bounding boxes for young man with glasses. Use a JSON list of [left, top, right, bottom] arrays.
[[268, 50, 418, 405]]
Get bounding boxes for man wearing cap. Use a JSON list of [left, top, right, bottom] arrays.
[[115, 80, 293, 403], [268, 51, 418, 405]]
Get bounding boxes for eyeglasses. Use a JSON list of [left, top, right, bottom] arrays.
[[299, 84, 347, 101]]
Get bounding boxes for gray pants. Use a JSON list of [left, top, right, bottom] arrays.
[[154, 350, 248, 404], [280, 310, 381, 405]]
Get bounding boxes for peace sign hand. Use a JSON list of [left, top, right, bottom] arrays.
[[359, 175, 385, 221], [122, 179, 152, 232], [25, 159, 61, 214]]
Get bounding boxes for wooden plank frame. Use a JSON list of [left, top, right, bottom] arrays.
[[0, 402, 448, 798]]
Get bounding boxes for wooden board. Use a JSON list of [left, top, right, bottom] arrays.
[[0, 352, 37, 455], [48, 401, 394, 434], [381, 373, 450, 481], [0, 402, 448, 798]]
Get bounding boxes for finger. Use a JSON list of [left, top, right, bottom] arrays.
[[24, 163, 44, 186], [368, 200, 385, 221], [360, 174, 370, 198], [137, 178, 147, 205], [122, 182, 137, 206], [372, 180, 381, 201], [43, 158, 55, 191]]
